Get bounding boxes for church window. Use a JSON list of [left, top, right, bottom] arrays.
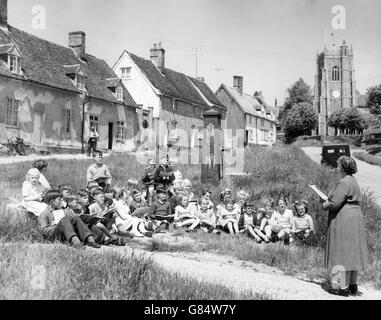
[[332, 66, 341, 81]]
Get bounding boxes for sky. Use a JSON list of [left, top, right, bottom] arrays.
[[7, 0, 381, 105]]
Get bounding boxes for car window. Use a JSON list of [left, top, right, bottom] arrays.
[[327, 149, 334, 153]]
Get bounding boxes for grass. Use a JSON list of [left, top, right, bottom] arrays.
[[0, 243, 268, 300], [353, 151, 381, 168], [1, 144, 381, 290]]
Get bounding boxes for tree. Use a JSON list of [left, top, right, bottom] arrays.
[[284, 78, 313, 111], [284, 102, 318, 143], [366, 84, 381, 114], [280, 78, 313, 128], [328, 108, 367, 135]]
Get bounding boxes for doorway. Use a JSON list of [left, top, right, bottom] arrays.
[[33, 111, 43, 146], [108, 122, 113, 150]]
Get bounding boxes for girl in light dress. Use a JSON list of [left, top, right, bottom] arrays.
[[32, 159, 51, 189], [173, 194, 198, 231], [111, 187, 152, 238], [217, 196, 240, 235], [269, 197, 294, 244], [21, 168, 48, 216]]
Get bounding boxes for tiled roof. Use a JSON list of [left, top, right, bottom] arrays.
[[0, 26, 137, 108], [188, 76, 226, 109], [221, 84, 276, 122], [128, 51, 223, 109]]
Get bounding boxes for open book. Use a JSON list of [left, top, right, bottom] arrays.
[[308, 185, 328, 202]]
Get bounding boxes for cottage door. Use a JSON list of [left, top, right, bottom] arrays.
[[32, 112, 43, 146]]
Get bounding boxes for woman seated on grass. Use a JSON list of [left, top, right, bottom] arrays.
[[217, 195, 240, 236], [21, 168, 48, 217], [269, 197, 294, 245], [291, 200, 315, 245], [239, 201, 270, 243], [111, 186, 153, 238], [38, 189, 100, 248], [173, 194, 198, 231]]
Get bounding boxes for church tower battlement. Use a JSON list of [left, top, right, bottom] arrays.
[[313, 40, 357, 136]]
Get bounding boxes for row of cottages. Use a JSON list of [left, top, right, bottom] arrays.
[[112, 42, 227, 152], [0, 0, 139, 153], [216, 76, 277, 146]]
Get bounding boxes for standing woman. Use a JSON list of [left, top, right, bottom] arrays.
[[322, 156, 368, 296]]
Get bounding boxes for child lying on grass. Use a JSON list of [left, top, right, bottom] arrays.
[[38, 189, 100, 248]]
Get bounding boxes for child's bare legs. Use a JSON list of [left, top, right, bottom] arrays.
[[188, 218, 201, 230], [226, 222, 234, 235], [232, 221, 239, 235], [247, 226, 261, 242], [176, 218, 198, 228], [254, 228, 270, 242]]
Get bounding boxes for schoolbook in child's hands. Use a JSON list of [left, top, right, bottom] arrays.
[[308, 185, 328, 201]]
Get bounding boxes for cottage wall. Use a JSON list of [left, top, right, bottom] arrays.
[[216, 88, 245, 131]]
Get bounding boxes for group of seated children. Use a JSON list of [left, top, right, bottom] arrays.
[[20, 152, 315, 249]]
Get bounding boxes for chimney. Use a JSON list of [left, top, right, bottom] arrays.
[[233, 76, 243, 95], [150, 42, 165, 69], [196, 76, 205, 82], [274, 98, 278, 107], [0, 0, 8, 28], [69, 31, 86, 56]]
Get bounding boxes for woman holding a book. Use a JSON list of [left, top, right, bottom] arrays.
[[321, 156, 368, 297]]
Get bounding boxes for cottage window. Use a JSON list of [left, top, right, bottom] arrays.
[[173, 100, 178, 111], [261, 118, 265, 126], [89, 114, 99, 132], [116, 87, 123, 101], [116, 121, 125, 140], [5, 98, 20, 127], [190, 125, 197, 148], [332, 66, 341, 81], [121, 67, 131, 79], [63, 109, 71, 134], [75, 74, 86, 91], [169, 120, 178, 139], [8, 55, 20, 74]]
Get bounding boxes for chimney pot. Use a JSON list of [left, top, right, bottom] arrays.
[[197, 76, 205, 82], [69, 31, 86, 56], [150, 42, 165, 70], [233, 76, 243, 95], [0, 0, 8, 28]]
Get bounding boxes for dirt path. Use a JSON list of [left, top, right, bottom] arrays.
[[302, 147, 381, 208], [99, 233, 381, 300], [0, 153, 113, 165]]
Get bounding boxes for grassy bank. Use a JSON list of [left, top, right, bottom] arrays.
[[0, 243, 267, 300], [1, 144, 380, 289], [353, 151, 381, 168]]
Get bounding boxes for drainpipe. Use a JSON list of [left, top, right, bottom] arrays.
[[81, 95, 91, 154]]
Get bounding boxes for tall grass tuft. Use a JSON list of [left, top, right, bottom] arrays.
[[0, 243, 268, 300]]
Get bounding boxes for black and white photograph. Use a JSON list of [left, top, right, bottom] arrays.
[[0, 0, 381, 305]]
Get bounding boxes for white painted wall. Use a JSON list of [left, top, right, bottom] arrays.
[[113, 52, 161, 118]]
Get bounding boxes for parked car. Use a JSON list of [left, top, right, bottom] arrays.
[[361, 129, 381, 146], [321, 143, 351, 168]]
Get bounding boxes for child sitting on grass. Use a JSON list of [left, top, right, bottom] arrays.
[[269, 197, 294, 245], [58, 184, 72, 209], [76, 189, 90, 215], [173, 194, 198, 231], [217, 196, 240, 236], [111, 187, 153, 238], [86, 151, 112, 193], [38, 189, 100, 248], [147, 188, 173, 231], [239, 201, 268, 243], [129, 189, 150, 218], [88, 189, 118, 244], [21, 168, 48, 217], [292, 200, 315, 245], [201, 188, 214, 210], [234, 190, 250, 214], [182, 179, 198, 211], [192, 197, 220, 234], [168, 185, 183, 214]]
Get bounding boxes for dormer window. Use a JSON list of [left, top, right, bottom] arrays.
[[8, 55, 20, 73], [116, 86, 123, 101], [75, 74, 86, 91]]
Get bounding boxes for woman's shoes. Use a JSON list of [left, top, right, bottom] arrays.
[[327, 287, 350, 297]]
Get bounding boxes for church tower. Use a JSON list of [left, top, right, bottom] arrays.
[[313, 40, 357, 136]]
